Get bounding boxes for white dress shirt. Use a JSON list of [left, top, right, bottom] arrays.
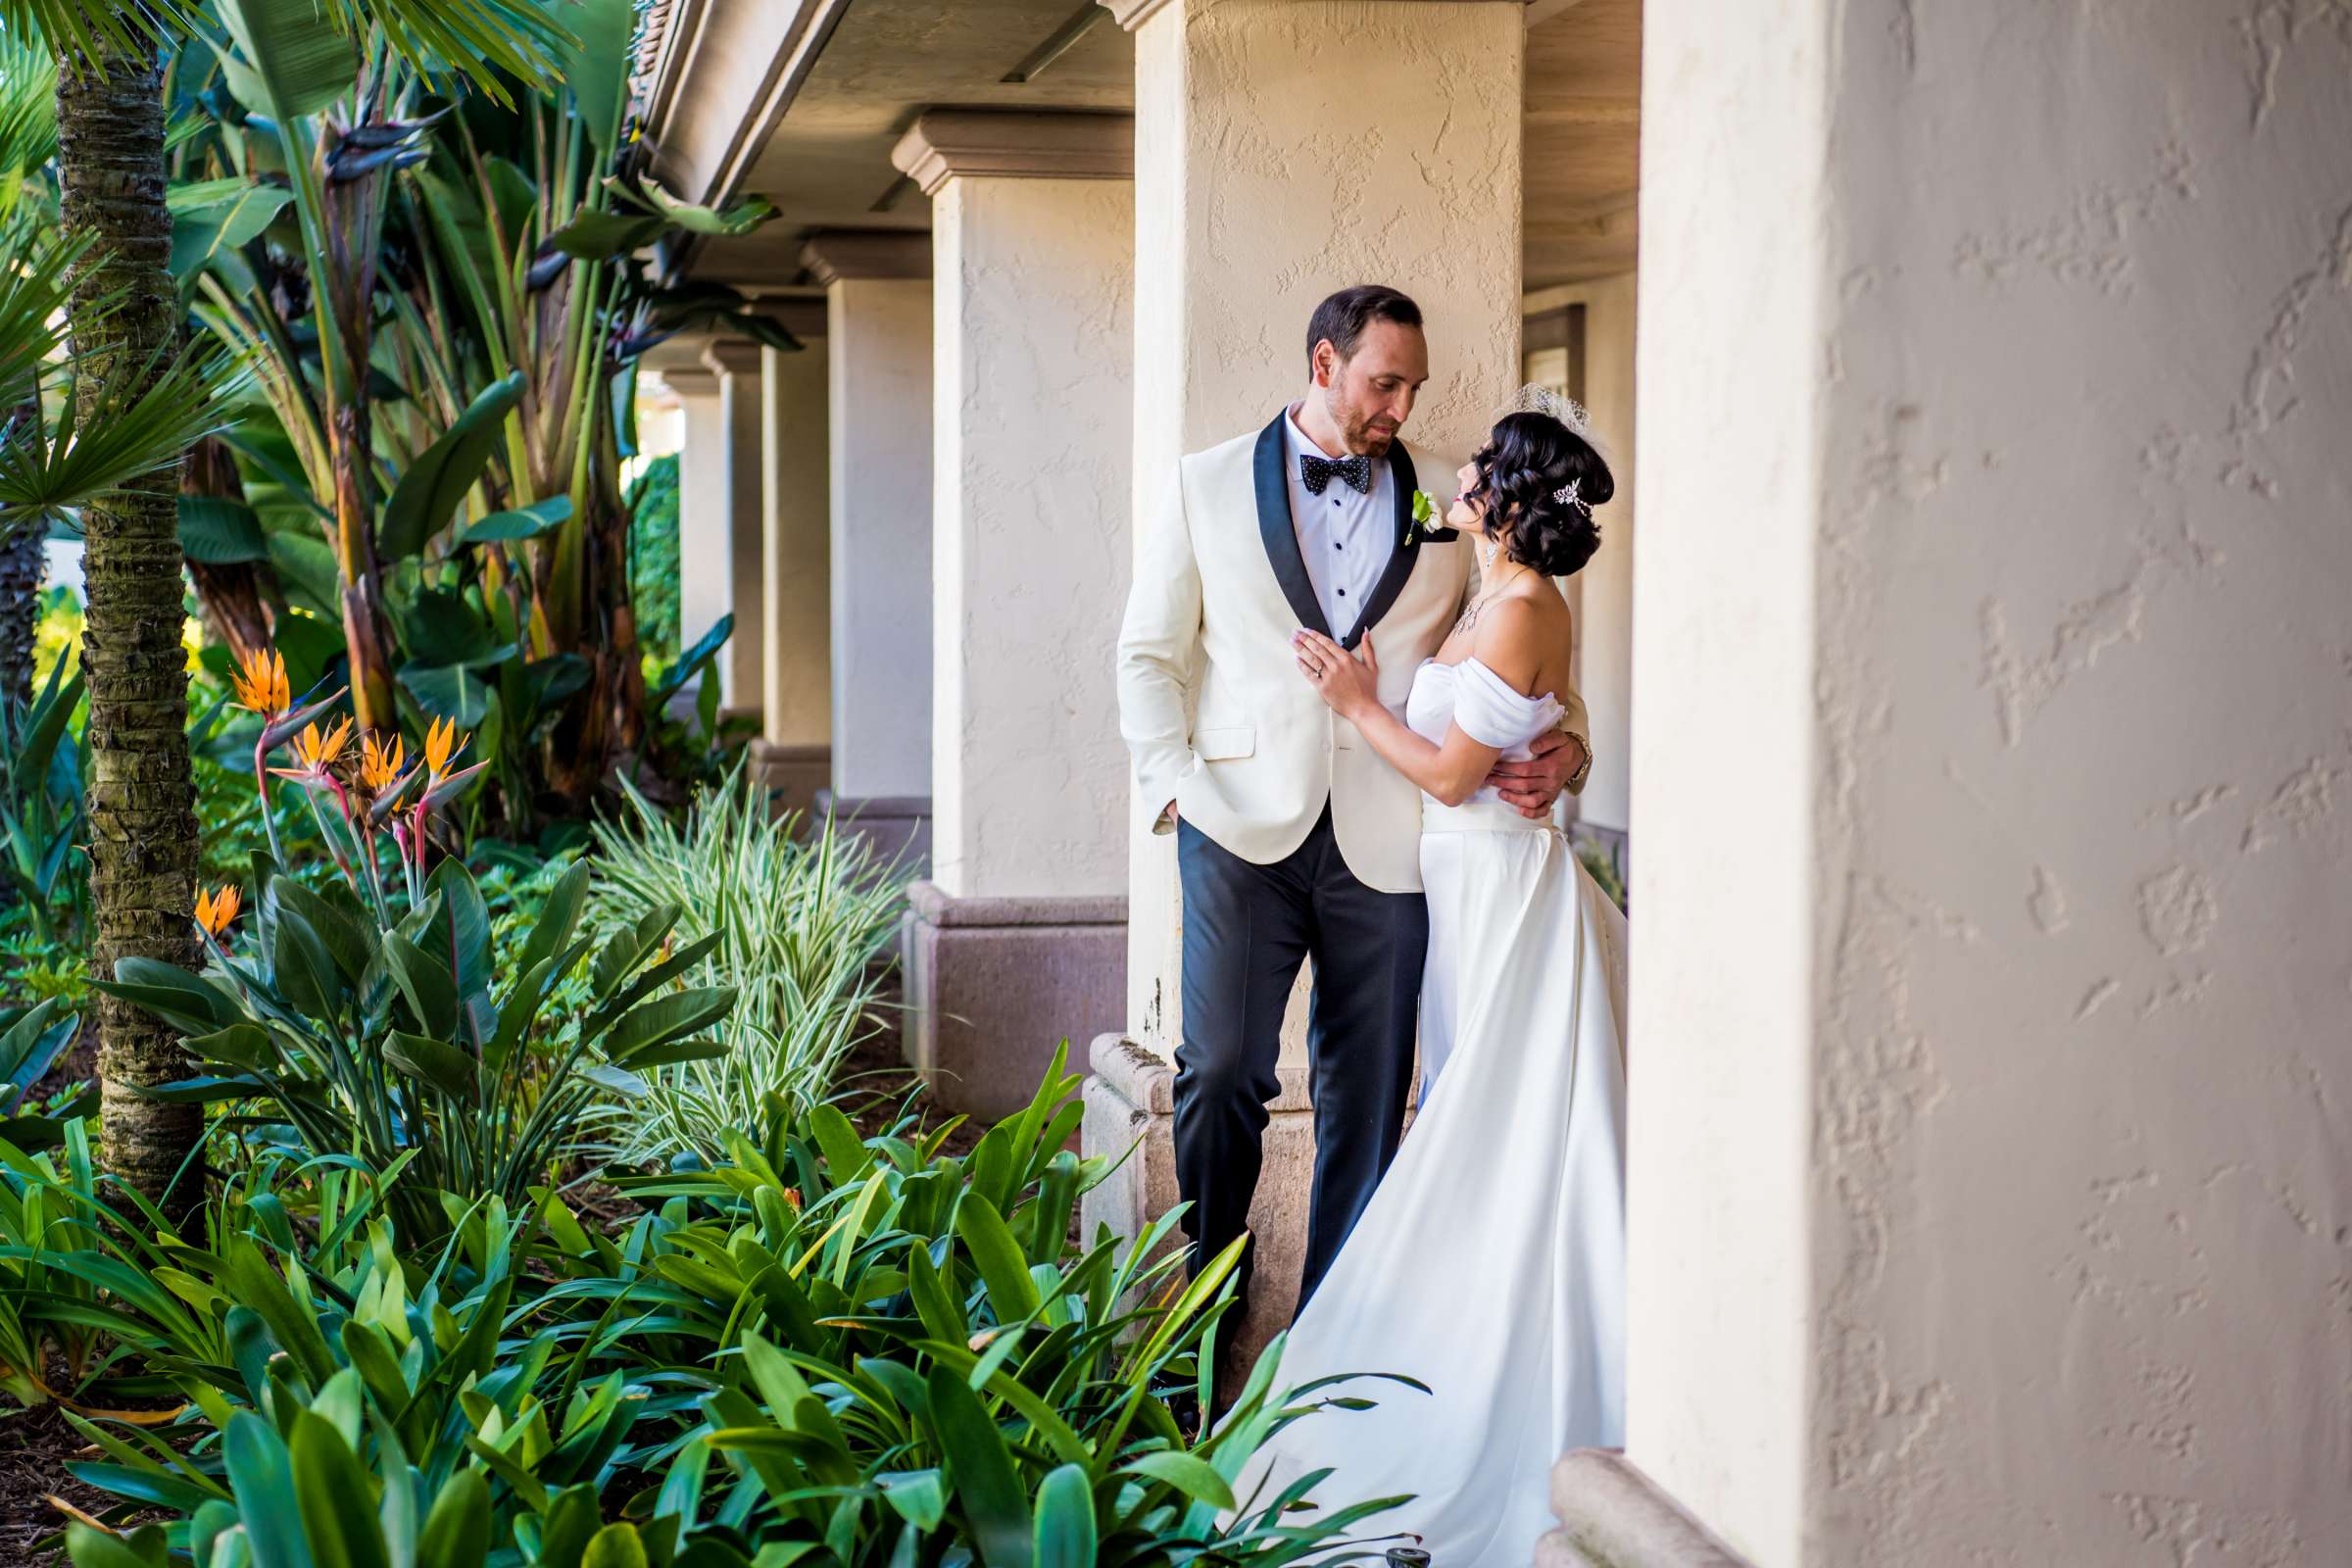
[[1282, 404, 1396, 638]]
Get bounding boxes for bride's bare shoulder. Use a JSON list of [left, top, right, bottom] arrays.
[[1472, 585, 1574, 695]]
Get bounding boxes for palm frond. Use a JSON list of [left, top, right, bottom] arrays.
[[0, 345, 242, 530], [0, 0, 191, 64], [318, 0, 574, 103], [0, 27, 57, 189]]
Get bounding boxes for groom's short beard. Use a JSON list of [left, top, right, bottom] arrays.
[[1330, 389, 1398, 456]]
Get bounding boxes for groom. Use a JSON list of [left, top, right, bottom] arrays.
[[1115, 284, 1588, 1348]]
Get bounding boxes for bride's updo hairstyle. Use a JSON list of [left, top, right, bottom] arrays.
[[1463, 409, 1611, 578]]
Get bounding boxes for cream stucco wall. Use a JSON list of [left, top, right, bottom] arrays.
[[1527, 271, 1638, 835], [711, 347, 766, 712], [1123, 0, 1527, 1055], [668, 368, 737, 704], [761, 338, 830, 749], [932, 175, 1135, 901], [826, 277, 934, 801], [1632, 2, 2352, 1563]]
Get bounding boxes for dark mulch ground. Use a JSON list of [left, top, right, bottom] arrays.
[[0, 1395, 136, 1565]]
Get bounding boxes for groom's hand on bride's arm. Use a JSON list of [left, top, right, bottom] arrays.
[[1488, 729, 1588, 819]]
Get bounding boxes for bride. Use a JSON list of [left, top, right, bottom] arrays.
[[1239, 395, 1631, 1564]]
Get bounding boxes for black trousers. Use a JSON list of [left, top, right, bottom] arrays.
[[1173, 805, 1428, 1333]]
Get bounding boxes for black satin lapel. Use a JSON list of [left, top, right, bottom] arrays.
[[1254, 413, 1331, 638], [1344, 442, 1423, 651]]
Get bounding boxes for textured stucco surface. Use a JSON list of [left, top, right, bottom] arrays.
[[826, 277, 934, 800], [1632, 2, 2352, 1563], [1122, 0, 1526, 1057], [761, 339, 832, 748], [932, 175, 1134, 901]]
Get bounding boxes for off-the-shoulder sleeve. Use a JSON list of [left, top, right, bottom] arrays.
[[1452, 657, 1567, 751]]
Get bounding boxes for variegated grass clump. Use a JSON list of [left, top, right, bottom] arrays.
[[587, 762, 906, 1163]]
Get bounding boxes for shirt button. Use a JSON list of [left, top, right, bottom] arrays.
[[1337, 588, 1348, 597]]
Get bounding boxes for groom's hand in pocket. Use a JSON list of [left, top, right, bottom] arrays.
[[1487, 729, 1586, 819]]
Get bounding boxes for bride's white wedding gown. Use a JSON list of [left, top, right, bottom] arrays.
[[1235, 656, 1631, 1565]]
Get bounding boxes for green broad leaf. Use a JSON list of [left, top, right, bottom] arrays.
[[177, 496, 271, 564], [398, 663, 495, 727], [378, 372, 526, 562], [1031, 1464, 1096, 1568], [63, 1522, 168, 1568], [955, 1194, 1042, 1323], [876, 1469, 946, 1531], [220, 1412, 311, 1568], [397, 585, 507, 667], [381, 932, 459, 1040], [653, 613, 733, 705], [267, 531, 342, 618], [558, 0, 637, 149], [613, 177, 778, 237], [214, 0, 359, 121], [416, 1470, 490, 1568], [514, 859, 591, 980], [925, 1366, 1030, 1568], [544, 208, 662, 261], [578, 1063, 648, 1099], [581, 1523, 650, 1568], [425, 858, 497, 1045], [290, 1409, 389, 1568], [169, 182, 294, 278], [385, 1032, 477, 1099], [1118, 1450, 1234, 1509], [272, 906, 341, 1022], [459, 495, 572, 545], [602, 987, 736, 1064], [99, 958, 234, 1036]]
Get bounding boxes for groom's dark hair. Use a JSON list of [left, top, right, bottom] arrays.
[[1306, 284, 1423, 372]]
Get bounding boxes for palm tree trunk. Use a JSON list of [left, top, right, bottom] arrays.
[[0, 520, 38, 710], [55, 31, 204, 1216]]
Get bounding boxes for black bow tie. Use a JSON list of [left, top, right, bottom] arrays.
[[1299, 451, 1372, 496]]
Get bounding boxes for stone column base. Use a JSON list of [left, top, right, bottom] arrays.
[[1079, 1033, 1319, 1394], [748, 740, 830, 824], [814, 789, 931, 878], [1538, 1451, 1756, 1568], [900, 884, 1126, 1121]]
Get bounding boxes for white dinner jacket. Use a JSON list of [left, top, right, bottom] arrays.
[[1116, 413, 1479, 894]]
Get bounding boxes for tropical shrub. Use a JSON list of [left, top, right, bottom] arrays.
[[0, 654, 88, 947], [587, 765, 905, 1164], [627, 452, 682, 674], [49, 1049, 1412, 1564], [99, 851, 733, 1242]]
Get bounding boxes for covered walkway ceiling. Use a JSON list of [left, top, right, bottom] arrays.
[[644, 0, 1639, 295]]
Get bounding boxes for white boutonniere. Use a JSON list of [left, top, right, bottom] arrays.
[[1405, 489, 1449, 546]]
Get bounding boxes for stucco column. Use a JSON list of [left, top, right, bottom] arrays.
[[1538, 4, 2352, 1567], [886, 112, 1137, 1119], [663, 364, 731, 711], [806, 232, 934, 871], [752, 302, 832, 820], [702, 340, 766, 717], [1079, 0, 1527, 1383]]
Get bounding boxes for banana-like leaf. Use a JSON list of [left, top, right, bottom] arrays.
[[213, 0, 359, 121], [386, 1032, 477, 1100], [176, 496, 271, 564], [376, 371, 524, 562], [398, 663, 495, 727], [459, 495, 571, 544], [543, 208, 662, 261]]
